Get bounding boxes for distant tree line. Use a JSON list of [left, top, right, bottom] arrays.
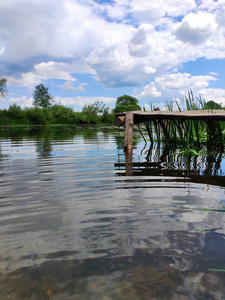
[[0, 81, 143, 126], [1, 80, 223, 126], [0, 102, 115, 126]]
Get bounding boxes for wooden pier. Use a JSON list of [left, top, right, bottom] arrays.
[[114, 110, 225, 151]]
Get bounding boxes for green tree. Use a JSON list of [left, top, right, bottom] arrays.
[[33, 84, 54, 109], [25, 107, 48, 125], [203, 100, 222, 110], [49, 105, 75, 124], [81, 101, 110, 124], [0, 78, 7, 98], [8, 103, 25, 118], [114, 95, 141, 113], [82, 101, 108, 115]]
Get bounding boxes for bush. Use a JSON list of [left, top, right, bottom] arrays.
[[49, 105, 75, 124], [203, 100, 223, 110], [100, 112, 114, 124], [8, 104, 25, 119], [25, 107, 48, 125]]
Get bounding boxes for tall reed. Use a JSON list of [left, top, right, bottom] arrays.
[[143, 90, 224, 150]]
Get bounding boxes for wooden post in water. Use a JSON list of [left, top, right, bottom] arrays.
[[124, 111, 134, 151], [125, 149, 133, 176], [123, 111, 134, 175]]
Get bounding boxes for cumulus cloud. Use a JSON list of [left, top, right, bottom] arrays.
[[175, 11, 218, 44], [0, 0, 106, 62], [1, 0, 225, 109], [139, 72, 218, 101], [9, 96, 33, 108], [7, 60, 93, 90], [1, 0, 224, 88], [199, 88, 225, 107], [128, 29, 151, 57], [54, 96, 116, 108], [34, 62, 76, 82], [62, 81, 87, 92], [144, 67, 156, 74], [154, 73, 217, 91], [7, 73, 39, 88], [140, 83, 161, 98], [130, 0, 196, 24]]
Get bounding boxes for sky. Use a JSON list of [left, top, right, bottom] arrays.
[[0, 0, 225, 111]]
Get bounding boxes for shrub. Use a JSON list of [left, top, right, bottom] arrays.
[[25, 107, 48, 125], [8, 104, 25, 119], [49, 105, 75, 124]]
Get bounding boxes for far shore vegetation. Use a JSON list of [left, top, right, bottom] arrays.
[[0, 80, 224, 128], [0, 81, 141, 126]]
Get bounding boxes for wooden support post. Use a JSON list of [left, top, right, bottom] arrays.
[[125, 148, 133, 176], [124, 111, 134, 151]]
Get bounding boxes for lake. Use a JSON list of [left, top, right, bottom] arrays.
[[0, 126, 225, 300]]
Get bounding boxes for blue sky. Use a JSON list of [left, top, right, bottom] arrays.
[[0, 0, 225, 111]]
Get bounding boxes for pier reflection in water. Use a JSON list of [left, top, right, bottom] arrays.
[[0, 128, 225, 299], [117, 142, 225, 186]]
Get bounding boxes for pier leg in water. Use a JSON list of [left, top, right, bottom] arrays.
[[125, 149, 133, 176], [124, 111, 134, 151], [124, 111, 134, 176]]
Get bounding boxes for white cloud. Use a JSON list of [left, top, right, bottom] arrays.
[[198, 0, 225, 12], [0, 0, 103, 62], [199, 88, 225, 107], [104, 3, 128, 20], [62, 81, 86, 92], [34, 62, 76, 82], [54, 96, 116, 108], [144, 67, 156, 74], [7, 60, 94, 90], [175, 11, 218, 44], [0, 0, 225, 104], [9, 96, 33, 108], [209, 72, 219, 76], [154, 73, 217, 91], [139, 72, 218, 101], [130, 0, 196, 24], [140, 83, 161, 98], [7, 72, 40, 90]]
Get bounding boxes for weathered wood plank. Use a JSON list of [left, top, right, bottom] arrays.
[[115, 110, 225, 124], [115, 109, 225, 151]]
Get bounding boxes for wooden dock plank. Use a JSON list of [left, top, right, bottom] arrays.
[[115, 109, 225, 151], [115, 110, 225, 125]]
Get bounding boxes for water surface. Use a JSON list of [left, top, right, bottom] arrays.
[[0, 127, 225, 299]]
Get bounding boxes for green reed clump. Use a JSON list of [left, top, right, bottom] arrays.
[[143, 90, 224, 150]]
